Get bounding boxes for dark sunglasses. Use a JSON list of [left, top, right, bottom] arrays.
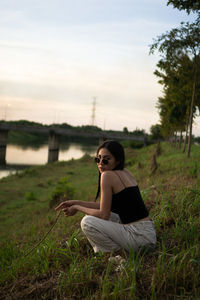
[[94, 157, 110, 165]]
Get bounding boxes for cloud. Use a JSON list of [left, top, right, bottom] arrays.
[[0, 9, 24, 24]]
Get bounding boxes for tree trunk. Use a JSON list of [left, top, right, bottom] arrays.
[[183, 114, 189, 153], [187, 68, 197, 158], [183, 131, 188, 153], [174, 131, 177, 147], [178, 131, 182, 149]]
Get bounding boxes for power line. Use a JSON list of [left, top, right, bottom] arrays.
[[91, 97, 96, 126]]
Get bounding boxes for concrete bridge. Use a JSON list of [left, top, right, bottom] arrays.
[[0, 123, 146, 165]]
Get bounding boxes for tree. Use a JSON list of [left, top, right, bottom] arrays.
[[132, 128, 146, 136], [150, 19, 200, 157], [150, 124, 163, 140], [123, 127, 129, 134], [167, 0, 200, 14], [154, 54, 199, 140]]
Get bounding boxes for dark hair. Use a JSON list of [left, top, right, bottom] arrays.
[[94, 140, 125, 201]]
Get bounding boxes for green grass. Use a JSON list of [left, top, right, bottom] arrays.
[[0, 142, 200, 299]]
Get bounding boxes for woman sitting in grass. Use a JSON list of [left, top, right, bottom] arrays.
[[55, 140, 156, 253]]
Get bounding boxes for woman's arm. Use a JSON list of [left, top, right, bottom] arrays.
[[55, 200, 100, 211], [66, 172, 113, 219], [57, 171, 113, 220]]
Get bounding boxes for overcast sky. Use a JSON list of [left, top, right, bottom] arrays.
[[0, 0, 199, 135]]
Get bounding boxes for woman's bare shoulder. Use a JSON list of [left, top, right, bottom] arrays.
[[100, 171, 116, 187], [101, 170, 120, 182], [101, 170, 115, 179]]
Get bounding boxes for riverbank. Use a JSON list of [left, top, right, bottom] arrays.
[[0, 142, 200, 299]]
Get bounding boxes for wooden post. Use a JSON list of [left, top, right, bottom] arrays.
[[48, 131, 60, 163], [0, 130, 8, 165]]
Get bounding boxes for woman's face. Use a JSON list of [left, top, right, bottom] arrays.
[[96, 147, 118, 173]]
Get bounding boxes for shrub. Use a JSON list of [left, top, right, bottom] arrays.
[[25, 191, 37, 201], [189, 162, 198, 178], [122, 140, 144, 149], [49, 177, 75, 208]]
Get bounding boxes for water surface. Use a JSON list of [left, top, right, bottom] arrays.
[[0, 142, 97, 179]]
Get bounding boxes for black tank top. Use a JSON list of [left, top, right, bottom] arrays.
[[111, 172, 149, 224]]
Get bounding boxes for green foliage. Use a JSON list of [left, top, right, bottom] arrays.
[[150, 124, 163, 140], [0, 241, 19, 269], [167, 0, 200, 14], [122, 140, 145, 149], [56, 229, 82, 260], [76, 125, 102, 132], [8, 131, 48, 148], [150, 18, 200, 158], [189, 162, 198, 178], [49, 176, 75, 208], [152, 53, 200, 138], [25, 191, 37, 201], [78, 153, 93, 163], [132, 128, 146, 136], [0, 119, 44, 127], [123, 126, 129, 133], [194, 136, 200, 144], [23, 167, 38, 176]]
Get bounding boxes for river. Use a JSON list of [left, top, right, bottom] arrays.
[[0, 142, 98, 179]]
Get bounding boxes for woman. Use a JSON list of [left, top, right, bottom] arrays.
[[55, 140, 156, 253]]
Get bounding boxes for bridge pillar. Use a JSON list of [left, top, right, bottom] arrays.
[[48, 131, 60, 163], [0, 130, 8, 165]]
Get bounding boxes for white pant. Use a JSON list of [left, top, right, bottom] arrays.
[[81, 212, 156, 253]]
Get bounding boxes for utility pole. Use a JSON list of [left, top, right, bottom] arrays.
[[91, 97, 96, 126]]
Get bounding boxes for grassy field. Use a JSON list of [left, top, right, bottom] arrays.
[[0, 142, 199, 299]]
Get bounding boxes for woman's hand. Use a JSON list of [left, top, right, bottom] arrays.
[[55, 200, 75, 211], [62, 205, 77, 217]]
